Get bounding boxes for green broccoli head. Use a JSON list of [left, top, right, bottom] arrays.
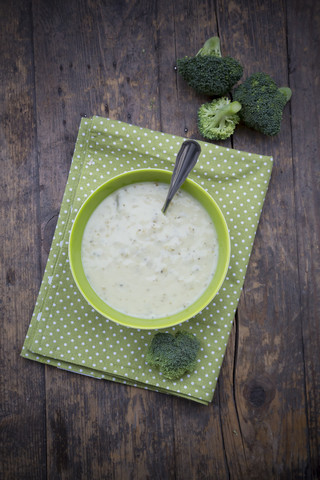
[[146, 331, 200, 380], [198, 97, 241, 140], [177, 36, 243, 97], [233, 72, 292, 136]]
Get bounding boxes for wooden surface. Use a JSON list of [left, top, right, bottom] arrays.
[[1, 0, 319, 478]]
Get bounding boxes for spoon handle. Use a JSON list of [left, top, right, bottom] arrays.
[[162, 139, 201, 213]]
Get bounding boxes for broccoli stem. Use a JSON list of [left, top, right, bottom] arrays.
[[206, 100, 241, 128], [196, 36, 221, 57], [278, 87, 292, 103]]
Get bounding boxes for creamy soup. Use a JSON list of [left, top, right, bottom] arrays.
[[81, 182, 219, 319]]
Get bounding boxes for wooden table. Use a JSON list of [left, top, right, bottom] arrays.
[[1, 1, 319, 478]]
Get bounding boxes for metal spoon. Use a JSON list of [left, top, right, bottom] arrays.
[[162, 139, 201, 213]]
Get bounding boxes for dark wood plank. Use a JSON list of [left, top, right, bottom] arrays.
[[45, 369, 175, 479], [217, 0, 314, 477], [287, 1, 320, 477], [0, 1, 46, 479], [217, 319, 248, 477]]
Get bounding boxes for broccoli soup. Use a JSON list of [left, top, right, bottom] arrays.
[[81, 182, 219, 319]]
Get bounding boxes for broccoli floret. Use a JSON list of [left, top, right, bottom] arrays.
[[146, 331, 200, 380], [233, 72, 292, 136], [177, 36, 243, 97], [198, 97, 241, 140]]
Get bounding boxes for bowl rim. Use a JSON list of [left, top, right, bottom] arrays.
[[68, 168, 231, 329]]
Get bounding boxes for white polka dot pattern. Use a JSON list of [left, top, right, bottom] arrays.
[[21, 116, 273, 405]]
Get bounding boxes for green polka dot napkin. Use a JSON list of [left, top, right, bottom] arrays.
[[21, 116, 273, 405]]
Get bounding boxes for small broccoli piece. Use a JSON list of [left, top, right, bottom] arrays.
[[198, 97, 241, 140], [146, 331, 200, 380], [177, 36, 243, 97], [233, 72, 292, 136]]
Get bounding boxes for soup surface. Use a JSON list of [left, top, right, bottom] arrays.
[[81, 181, 219, 318]]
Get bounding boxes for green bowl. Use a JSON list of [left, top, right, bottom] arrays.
[[69, 169, 230, 329]]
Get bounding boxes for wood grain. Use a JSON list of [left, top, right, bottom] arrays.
[[217, 0, 317, 477], [0, 1, 46, 479], [1, 0, 319, 478], [287, 1, 320, 478]]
